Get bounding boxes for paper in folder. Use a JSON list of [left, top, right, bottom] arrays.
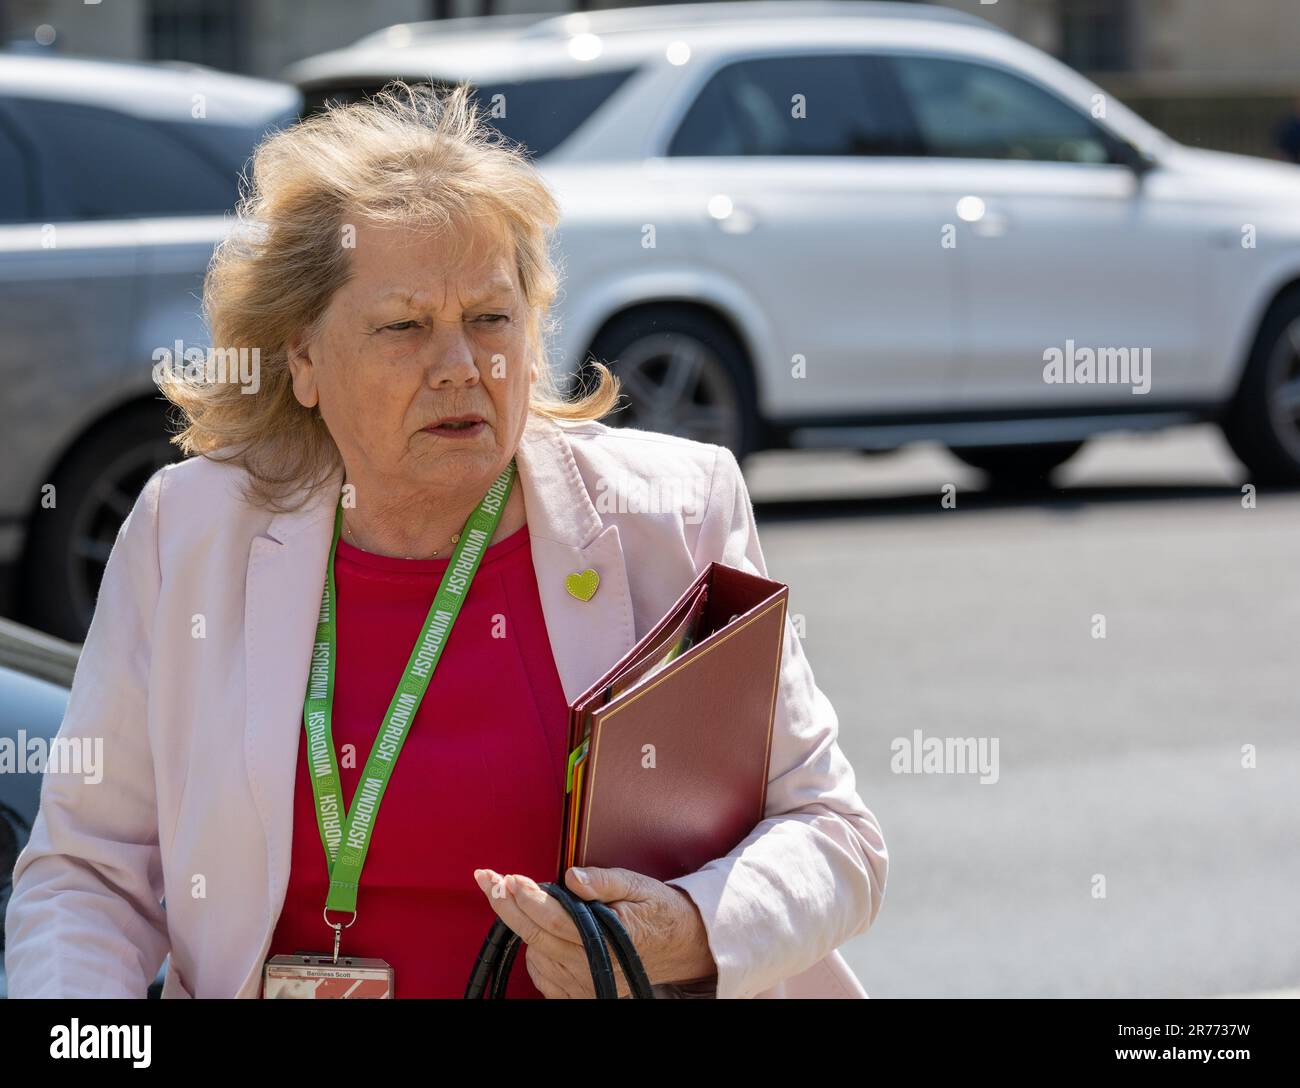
[[557, 562, 789, 884]]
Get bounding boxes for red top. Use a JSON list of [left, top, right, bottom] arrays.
[[268, 523, 569, 998]]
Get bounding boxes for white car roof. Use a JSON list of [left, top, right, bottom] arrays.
[[285, 1, 1168, 157], [0, 52, 301, 124], [286, 1, 1005, 86]]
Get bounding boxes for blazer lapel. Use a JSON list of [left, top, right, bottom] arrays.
[[514, 413, 638, 701], [236, 413, 637, 994]]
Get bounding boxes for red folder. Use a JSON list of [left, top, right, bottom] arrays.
[[556, 562, 788, 884]]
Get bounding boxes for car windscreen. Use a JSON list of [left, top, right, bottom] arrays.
[[299, 69, 638, 160], [0, 96, 298, 220]]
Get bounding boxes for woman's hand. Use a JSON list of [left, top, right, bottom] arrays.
[[472, 865, 717, 998]]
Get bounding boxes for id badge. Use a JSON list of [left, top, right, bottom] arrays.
[[262, 953, 394, 998]]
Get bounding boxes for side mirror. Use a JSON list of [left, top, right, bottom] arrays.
[[1112, 138, 1160, 177]]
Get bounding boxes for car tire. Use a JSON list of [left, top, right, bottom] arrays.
[[584, 307, 758, 460], [948, 441, 1084, 488], [1222, 287, 1300, 484], [20, 401, 179, 641]]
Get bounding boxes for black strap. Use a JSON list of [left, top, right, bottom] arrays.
[[464, 882, 655, 999], [588, 898, 653, 999]]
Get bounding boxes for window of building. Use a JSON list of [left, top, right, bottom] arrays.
[[148, 0, 245, 72], [1059, 0, 1132, 72]]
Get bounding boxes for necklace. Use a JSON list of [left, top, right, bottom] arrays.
[[343, 517, 459, 559]]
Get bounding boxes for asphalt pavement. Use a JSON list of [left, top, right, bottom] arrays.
[[746, 424, 1300, 998]]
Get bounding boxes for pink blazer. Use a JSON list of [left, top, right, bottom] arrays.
[[5, 412, 888, 999]]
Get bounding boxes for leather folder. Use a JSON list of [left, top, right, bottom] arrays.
[[556, 561, 789, 884]]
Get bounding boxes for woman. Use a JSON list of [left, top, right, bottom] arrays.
[[4, 83, 887, 999]]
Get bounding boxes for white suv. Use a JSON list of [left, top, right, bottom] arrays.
[[289, 1, 1300, 484]]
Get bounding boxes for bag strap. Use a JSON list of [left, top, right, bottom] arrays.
[[464, 882, 654, 999], [587, 899, 654, 999]]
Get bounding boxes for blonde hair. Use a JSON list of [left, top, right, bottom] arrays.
[[163, 81, 619, 511]]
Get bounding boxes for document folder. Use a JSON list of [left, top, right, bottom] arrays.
[[557, 561, 789, 884]]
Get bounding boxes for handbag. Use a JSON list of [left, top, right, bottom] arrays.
[[464, 882, 655, 999]]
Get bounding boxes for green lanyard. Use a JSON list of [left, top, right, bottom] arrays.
[[303, 459, 517, 926]]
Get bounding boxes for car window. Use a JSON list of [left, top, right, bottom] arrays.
[[0, 97, 242, 220], [301, 70, 637, 161], [668, 53, 921, 157], [470, 70, 637, 159], [886, 54, 1114, 164], [0, 116, 33, 223], [157, 112, 298, 185]]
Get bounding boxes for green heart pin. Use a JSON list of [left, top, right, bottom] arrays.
[[565, 568, 600, 602]]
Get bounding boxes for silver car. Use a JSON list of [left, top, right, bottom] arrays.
[[292, 3, 1300, 493], [0, 52, 300, 640]]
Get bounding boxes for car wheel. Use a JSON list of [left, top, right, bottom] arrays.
[[21, 402, 180, 641], [1222, 288, 1300, 484], [584, 308, 758, 459], [948, 441, 1084, 488]]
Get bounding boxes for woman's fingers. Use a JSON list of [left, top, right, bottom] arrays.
[[474, 868, 636, 995], [473, 869, 581, 951], [525, 945, 590, 999]]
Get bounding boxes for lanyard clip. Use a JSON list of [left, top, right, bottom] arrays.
[[323, 907, 357, 965]]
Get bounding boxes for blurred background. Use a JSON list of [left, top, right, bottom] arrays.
[[6, 0, 1300, 156], [1, 0, 1297, 999]]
